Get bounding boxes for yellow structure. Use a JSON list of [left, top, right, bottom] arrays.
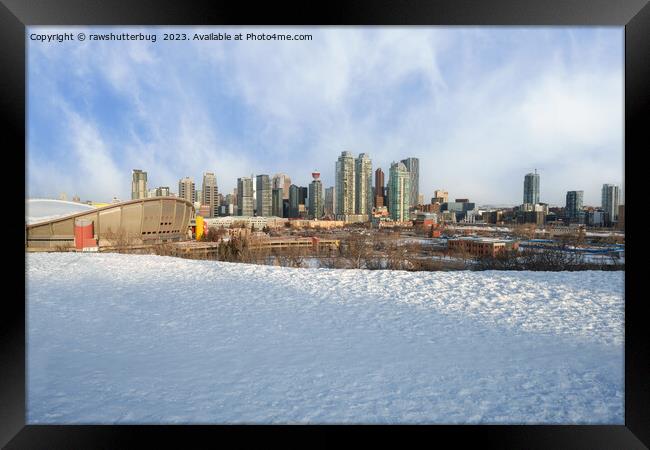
[[195, 215, 204, 240]]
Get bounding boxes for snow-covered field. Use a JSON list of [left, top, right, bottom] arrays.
[[26, 253, 624, 424]]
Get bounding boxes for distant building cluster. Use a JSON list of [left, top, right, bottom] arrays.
[[478, 171, 622, 230], [110, 160, 624, 229]]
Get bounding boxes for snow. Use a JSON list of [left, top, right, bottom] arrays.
[[27, 253, 624, 424]]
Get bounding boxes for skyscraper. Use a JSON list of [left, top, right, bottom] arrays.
[[272, 173, 292, 200], [237, 177, 254, 216], [565, 190, 584, 222], [288, 184, 302, 218], [131, 169, 147, 200], [299, 187, 308, 211], [272, 188, 283, 217], [202, 172, 219, 218], [389, 161, 410, 221], [256, 174, 272, 217], [178, 177, 195, 204], [601, 184, 620, 223], [400, 157, 419, 207], [324, 186, 336, 216], [523, 171, 540, 205], [288, 185, 298, 218], [335, 151, 355, 216], [308, 171, 324, 219], [222, 193, 234, 216], [355, 153, 372, 216], [374, 168, 385, 208]]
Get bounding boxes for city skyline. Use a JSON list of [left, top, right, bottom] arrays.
[[43, 164, 623, 211], [28, 26, 623, 205]]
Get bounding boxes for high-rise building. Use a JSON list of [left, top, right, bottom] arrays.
[[131, 169, 147, 200], [272, 188, 283, 217], [155, 186, 170, 197], [374, 168, 385, 208], [400, 157, 419, 207], [289, 184, 298, 218], [299, 187, 308, 213], [601, 184, 620, 223], [384, 186, 389, 210], [434, 190, 448, 203], [282, 199, 290, 218], [287, 185, 308, 218], [523, 171, 540, 205], [565, 190, 584, 222], [201, 172, 219, 218], [237, 177, 254, 216], [178, 177, 195, 204], [335, 151, 355, 215], [256, 174, 272, 217], [272, 173, 292, 200], [309, 171, 324, 219], [389, 161, 410, 221], [355, 153, 372, 216], [325, 186, 336, 216], [223, 193, 235, 216]]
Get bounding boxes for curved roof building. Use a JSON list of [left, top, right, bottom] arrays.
[[26, 197, 194, 250], [26, 199, 95, 225]]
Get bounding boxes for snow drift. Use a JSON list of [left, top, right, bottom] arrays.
[[26, 253, 624, 424]]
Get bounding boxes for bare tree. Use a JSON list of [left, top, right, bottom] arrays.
[[205, 226, 227, 242], [103, 228, 136, 253], [340, 233, 374, 269]]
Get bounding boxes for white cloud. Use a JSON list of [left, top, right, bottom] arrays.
[[27, 26, 624, 206]]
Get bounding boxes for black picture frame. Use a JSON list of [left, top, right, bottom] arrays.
[[3, 0, 648, 448]]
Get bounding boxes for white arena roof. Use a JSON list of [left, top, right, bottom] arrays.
[[25, 199, 95, 225]]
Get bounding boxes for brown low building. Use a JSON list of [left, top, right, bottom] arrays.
[[418, 203, 441, 214], [448, 236, 519, 257]]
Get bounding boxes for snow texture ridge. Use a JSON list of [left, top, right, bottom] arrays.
[[27, 253, 624, 424]]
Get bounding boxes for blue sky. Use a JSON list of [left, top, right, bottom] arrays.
[[27, 26, 623, 206]]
